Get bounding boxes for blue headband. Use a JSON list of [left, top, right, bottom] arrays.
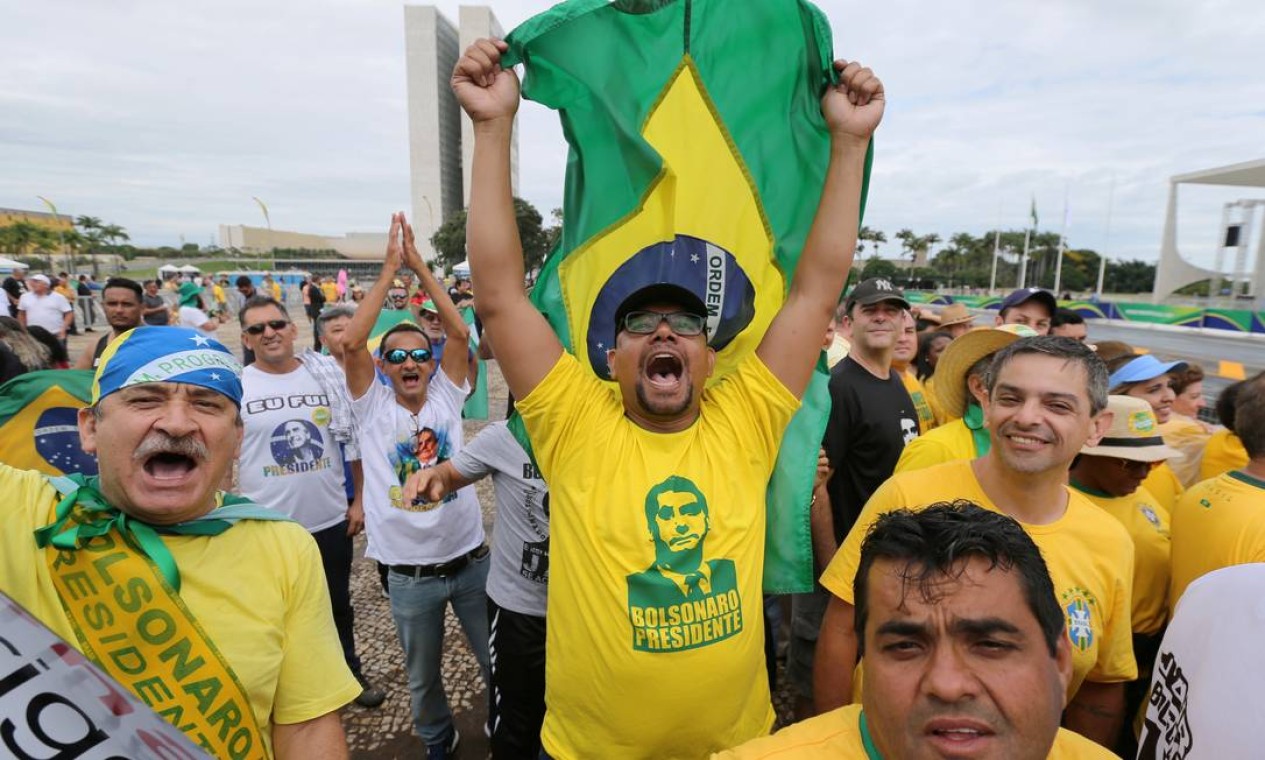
[[91, 327, 243, 407]]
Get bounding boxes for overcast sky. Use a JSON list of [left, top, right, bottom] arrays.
[[2, 0, 1262, 270]]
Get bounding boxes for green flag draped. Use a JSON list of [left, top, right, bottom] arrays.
[[505, 0, 871, 592], [0, 369, 97, 477]]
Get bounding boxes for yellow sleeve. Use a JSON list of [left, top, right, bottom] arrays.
[[516, 352, 619, 481], [894, 433, 953, 474], [272, 527, 362, 724], [1087, 537, 1138, 683], [819, 478, 907, 604], [704, 355, 800, 465]]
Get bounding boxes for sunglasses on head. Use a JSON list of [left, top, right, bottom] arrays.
[[243, 319, 290, 335], [384, 348, 433, 364], [622, 310, 706, 337]]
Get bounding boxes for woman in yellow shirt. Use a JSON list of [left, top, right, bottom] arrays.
[[1106, 354, 1190, 512]]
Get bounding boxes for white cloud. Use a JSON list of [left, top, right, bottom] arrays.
[[0, 0, 1261, 271]]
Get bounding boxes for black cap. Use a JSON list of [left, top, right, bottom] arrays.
[[1000, 287, 1056, 316], [844, 277, 909, 312], [613, 283, 708, 334]]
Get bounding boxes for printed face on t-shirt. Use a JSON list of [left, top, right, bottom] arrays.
[[652, 490, 709, 554]]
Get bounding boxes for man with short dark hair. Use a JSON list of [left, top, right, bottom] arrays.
[[815, 336, 1137, 749], [996, 287, 1057, 335], [456, 36, 885, 758], [791, 277, 920, 718], [236, 294, 383, 710], [343, 216, 488, 757], [2, 265, 27, 318], [141, 278, 169, 325], [719, 502, 1113, 759], [1051, 307, 1088, 342], [74, 277, 144, 370]]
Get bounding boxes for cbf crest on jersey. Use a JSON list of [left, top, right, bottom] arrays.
[[504, 0, 873, 592]]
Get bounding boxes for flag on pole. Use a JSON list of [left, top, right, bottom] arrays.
[[1030, 196, 1039, 230], [0, 370, 97, 476], [504, 0, 871, 592]]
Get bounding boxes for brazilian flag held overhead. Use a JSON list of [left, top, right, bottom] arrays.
[[0, 370, 97, 477], [505, 0, 871, 592]]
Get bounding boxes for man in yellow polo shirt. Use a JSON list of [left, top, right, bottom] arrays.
[[716, 503, 1114, 759], [1170, 372, 1265, 608], [895, 324, 1037, 474], [0, 326, 360, 758], [814, 336, 1136, 751], [457, 37, 888, 759]]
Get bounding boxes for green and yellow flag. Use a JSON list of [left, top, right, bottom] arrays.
[[505, 0, 870, 591], [0, 370, 97, 477]]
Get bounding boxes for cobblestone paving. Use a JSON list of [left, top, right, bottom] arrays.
[[64, 301, 798, 759]]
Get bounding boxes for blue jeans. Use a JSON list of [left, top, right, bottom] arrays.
[[388, 552, 492, 746]]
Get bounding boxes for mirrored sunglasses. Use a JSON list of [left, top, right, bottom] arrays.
[[384, 348, 433, 364]]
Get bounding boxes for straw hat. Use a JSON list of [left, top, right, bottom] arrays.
[[1080, 395, 1181, 462], [933, 323, 1038, 419], [938, 302, 974, 327]]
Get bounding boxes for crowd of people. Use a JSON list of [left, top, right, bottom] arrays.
[[1, 38, 1262, 760]]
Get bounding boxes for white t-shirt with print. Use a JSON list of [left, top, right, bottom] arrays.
[[238, 364, 348, 533], [351, 368, 482, 564], [17, 291, 72, 334]]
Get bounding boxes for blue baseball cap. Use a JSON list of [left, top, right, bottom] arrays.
[[92, 327, 244, 407], [1108, 354, 1189, 388], [999, 287, 1056, 315]]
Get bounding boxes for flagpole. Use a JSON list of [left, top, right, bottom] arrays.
[[989, 229, 1001, 296], [1054, 184, 1069, 296], [1019, 229, 1031, 288], [1096, 176, 1115, 298]]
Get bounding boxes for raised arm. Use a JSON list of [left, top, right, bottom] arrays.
[[756, 61, 885, 398], [453, 38, 562, 402], [343, 214, 404, 400], [404, 222, 470, 387]]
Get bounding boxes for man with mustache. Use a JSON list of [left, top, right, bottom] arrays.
[[718, 502, 1114, 759], [456, 36, 884, 758], [813, 336, 1137, 751], [0, 326, 360, 758]]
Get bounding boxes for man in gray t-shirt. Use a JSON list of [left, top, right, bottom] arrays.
[[407, 420, 549, 758]]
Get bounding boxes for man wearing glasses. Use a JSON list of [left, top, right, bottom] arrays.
[[456, 37, 885, 758], [235, 295, 385, 709], [342, 215, 490, 757]]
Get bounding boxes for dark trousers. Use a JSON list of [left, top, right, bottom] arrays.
[[488, 598, 546, 759], [312, 520, 361, 675]]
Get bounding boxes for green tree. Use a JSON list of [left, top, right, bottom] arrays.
[[857, 226, 886, 257], [430, 197, 551, 275], [860, 257, 899, 280]]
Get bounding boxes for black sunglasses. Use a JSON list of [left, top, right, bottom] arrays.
[[243, 319, 290, 335], [384, 348, 433, 364], [622, 310, 706, 337]]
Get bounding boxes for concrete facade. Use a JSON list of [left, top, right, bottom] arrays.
[[218, 224, 389, 260], [404, 4, 517, 260]]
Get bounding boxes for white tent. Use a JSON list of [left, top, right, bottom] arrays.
[[0, 257, 29, 273], [178, 264, 201, 274], [452, 259, 471, 278], [157, 264, 180, 274]]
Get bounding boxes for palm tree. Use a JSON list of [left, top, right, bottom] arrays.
[[858, 226, 887, 257]]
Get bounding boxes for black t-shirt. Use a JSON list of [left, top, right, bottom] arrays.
[[77, 281, 92, 297], [307, 283, 326, 311], [2, 277, 26, 317], [823, 356, 921, 543]]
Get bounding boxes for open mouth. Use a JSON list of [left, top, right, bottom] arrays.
[[400, 370, 422, 389], [143, 452, 198, 481], [644, 352, 684, 389]]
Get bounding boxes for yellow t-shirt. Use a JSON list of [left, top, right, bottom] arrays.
[[899, 369, 937, 435], [712, 703, 1115, 759], [923, 374, 950, 425], [1199, 429, 1248, 481], [518, 352, 799, 759], [212, 283, 227, 306], [820, 459, 1137, 697], [318, 281, 336, 303], [1140, 461, 1182, 514], [894, 417, 977, 474], [1169, 470, 1265, 609], [0, 465, 361, 756], [1071, 484, 1171, 635]]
